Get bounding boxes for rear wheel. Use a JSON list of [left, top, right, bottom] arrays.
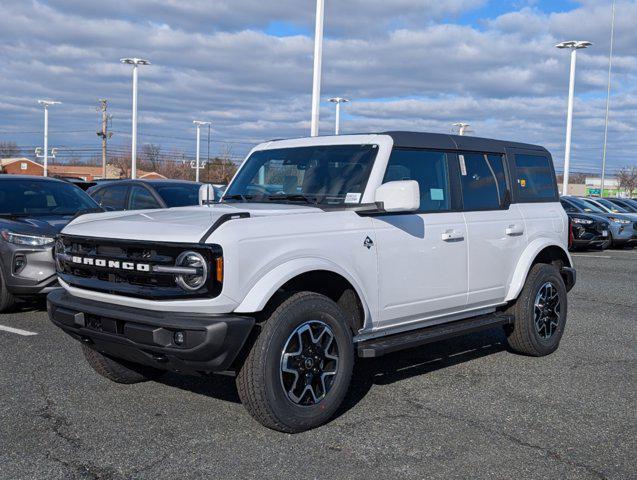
[[236, 292, 354, 433], [0, 265, 16, 313], [505, 263, 567, 356], [82, 345, 165, 384]]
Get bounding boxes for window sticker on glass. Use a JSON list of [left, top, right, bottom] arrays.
[[520, 179, 527, 188], [345, 192, 361, 203], [430, 188, 444, 201], [459, 154, 467, 176]]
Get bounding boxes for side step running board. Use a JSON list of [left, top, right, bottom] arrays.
[[357, 313, 514, 358]]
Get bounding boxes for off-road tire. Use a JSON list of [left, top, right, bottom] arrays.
[[505, 263, 567, 356], [236, 292, 354, 433], [0, 265, 16, 313], [82, 344, 165, 384]]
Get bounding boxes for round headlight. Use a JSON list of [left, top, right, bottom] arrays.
[[175, 251, 208, 291]]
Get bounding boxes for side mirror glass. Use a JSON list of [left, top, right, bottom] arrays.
[[199, 184, 215, 205], [374, 180, 420, 213]]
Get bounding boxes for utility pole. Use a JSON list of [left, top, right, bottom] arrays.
[[96, 99, 113, 179], [601, 0, 615, 198], [310, 0, 325, 137]]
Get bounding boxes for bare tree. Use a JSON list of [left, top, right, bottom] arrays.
[[141, 144, 161, 172], [616, 166, 637, 196], [0, 141, 21, 158]]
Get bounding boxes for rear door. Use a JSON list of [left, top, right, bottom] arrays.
[[460, 152, 526, 308], [372, 148, 468, 329]]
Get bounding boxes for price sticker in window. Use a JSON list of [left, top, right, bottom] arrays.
[[459, 155, 467, 176]]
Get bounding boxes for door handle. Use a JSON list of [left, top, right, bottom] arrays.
[[505, 225, 524, 236], [441, 229, 465, 242]]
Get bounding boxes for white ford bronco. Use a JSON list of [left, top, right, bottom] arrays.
[[48, 132, 576, 432]]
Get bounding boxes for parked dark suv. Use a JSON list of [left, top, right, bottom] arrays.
[[87, 179, 204, 211], [0, 176, 101, 311]]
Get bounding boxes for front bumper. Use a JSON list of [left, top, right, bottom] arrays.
[[47, 289, 255, 374], [0, 242, 58, 296]]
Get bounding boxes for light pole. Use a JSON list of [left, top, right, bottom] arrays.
[[556, 40, 591, 195], [120, 57, 150, 179], [452, 122, 471, 136], [192, 121, 211, 183], [310, 0, 325, 137], [601, 0, 615, 198], [37, 100, 61, 177], [328, 97, 349, 135]]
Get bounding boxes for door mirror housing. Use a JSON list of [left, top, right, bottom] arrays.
[[374, 181, 420, 213], [199, 184, 215, 205]]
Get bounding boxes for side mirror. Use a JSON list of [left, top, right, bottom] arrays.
[[199, 184, 215, 205], [374, 180, 420, 212]]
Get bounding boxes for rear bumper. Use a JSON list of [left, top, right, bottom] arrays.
[[47, 289, 255, 374]]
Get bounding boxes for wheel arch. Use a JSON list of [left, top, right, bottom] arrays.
[[505, 240, 573, 302], [234, 258, 371, 334]]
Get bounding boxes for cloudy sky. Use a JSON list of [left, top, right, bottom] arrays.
[[0, 0, 635, 173]]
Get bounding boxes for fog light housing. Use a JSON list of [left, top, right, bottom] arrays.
[[13, 254, 27, 274], [173, 331, 185, 346]]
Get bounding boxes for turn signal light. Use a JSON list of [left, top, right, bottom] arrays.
[[215, 257, 224, 283]]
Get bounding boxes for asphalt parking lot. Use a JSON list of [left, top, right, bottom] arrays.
[[1, 250, 635, 480]]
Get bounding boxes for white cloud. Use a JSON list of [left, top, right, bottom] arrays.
[[0, 0, 634, 172]]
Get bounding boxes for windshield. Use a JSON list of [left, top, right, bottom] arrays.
[[0, 179, 98, 216], [154, 184, 201, 207], [595, 198, 627, 213], [224, 145, 378, 205], [570, 197, 607, 213]]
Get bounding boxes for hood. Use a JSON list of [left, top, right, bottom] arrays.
[[62, 203, 322, 243], [0, 214, 77, 237]]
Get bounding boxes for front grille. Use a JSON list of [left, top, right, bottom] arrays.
[[56, 235, 222, 300]]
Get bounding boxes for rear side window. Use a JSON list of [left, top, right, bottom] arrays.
[[130, 186, 161, 210], [560, 199, 577, 213], [514, 154, 557, 202], [459, 153, 508, 211], [383, 149, 451, 212], [98, 185, 129, 210]]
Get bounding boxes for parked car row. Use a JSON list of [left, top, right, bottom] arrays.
[[561, 196, 637, 250], [0, 175, 226, 312]]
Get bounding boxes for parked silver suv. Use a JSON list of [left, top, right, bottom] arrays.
[[0, 176, 100, 311]]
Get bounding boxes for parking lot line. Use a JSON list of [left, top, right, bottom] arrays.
[[0, 325, 38, 336], [572, 254, 612, 259]]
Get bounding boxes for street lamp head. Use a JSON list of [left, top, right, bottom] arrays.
[[37, 99, 61, 106], [555, 40, 592, 49], [120, 57, 151, 66], [193, 120, 211, 126], [328, 97, 349, 104]]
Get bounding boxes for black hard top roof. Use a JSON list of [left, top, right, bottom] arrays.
[[382, 131, 548, 155]]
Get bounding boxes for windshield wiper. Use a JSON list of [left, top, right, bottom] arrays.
[[265, 194, 318, 204], [222, 194, 254, 203]]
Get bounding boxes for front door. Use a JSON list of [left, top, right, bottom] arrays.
[[372, 148, 468, 329]]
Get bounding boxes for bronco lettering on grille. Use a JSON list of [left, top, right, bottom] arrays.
[[70, 256, 151, 272]]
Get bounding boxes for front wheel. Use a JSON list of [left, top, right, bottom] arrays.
[[236, 292, 354, 433], [505, 263, 568, 357]]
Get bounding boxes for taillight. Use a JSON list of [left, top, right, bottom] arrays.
[[568, 219, 574, 249]]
